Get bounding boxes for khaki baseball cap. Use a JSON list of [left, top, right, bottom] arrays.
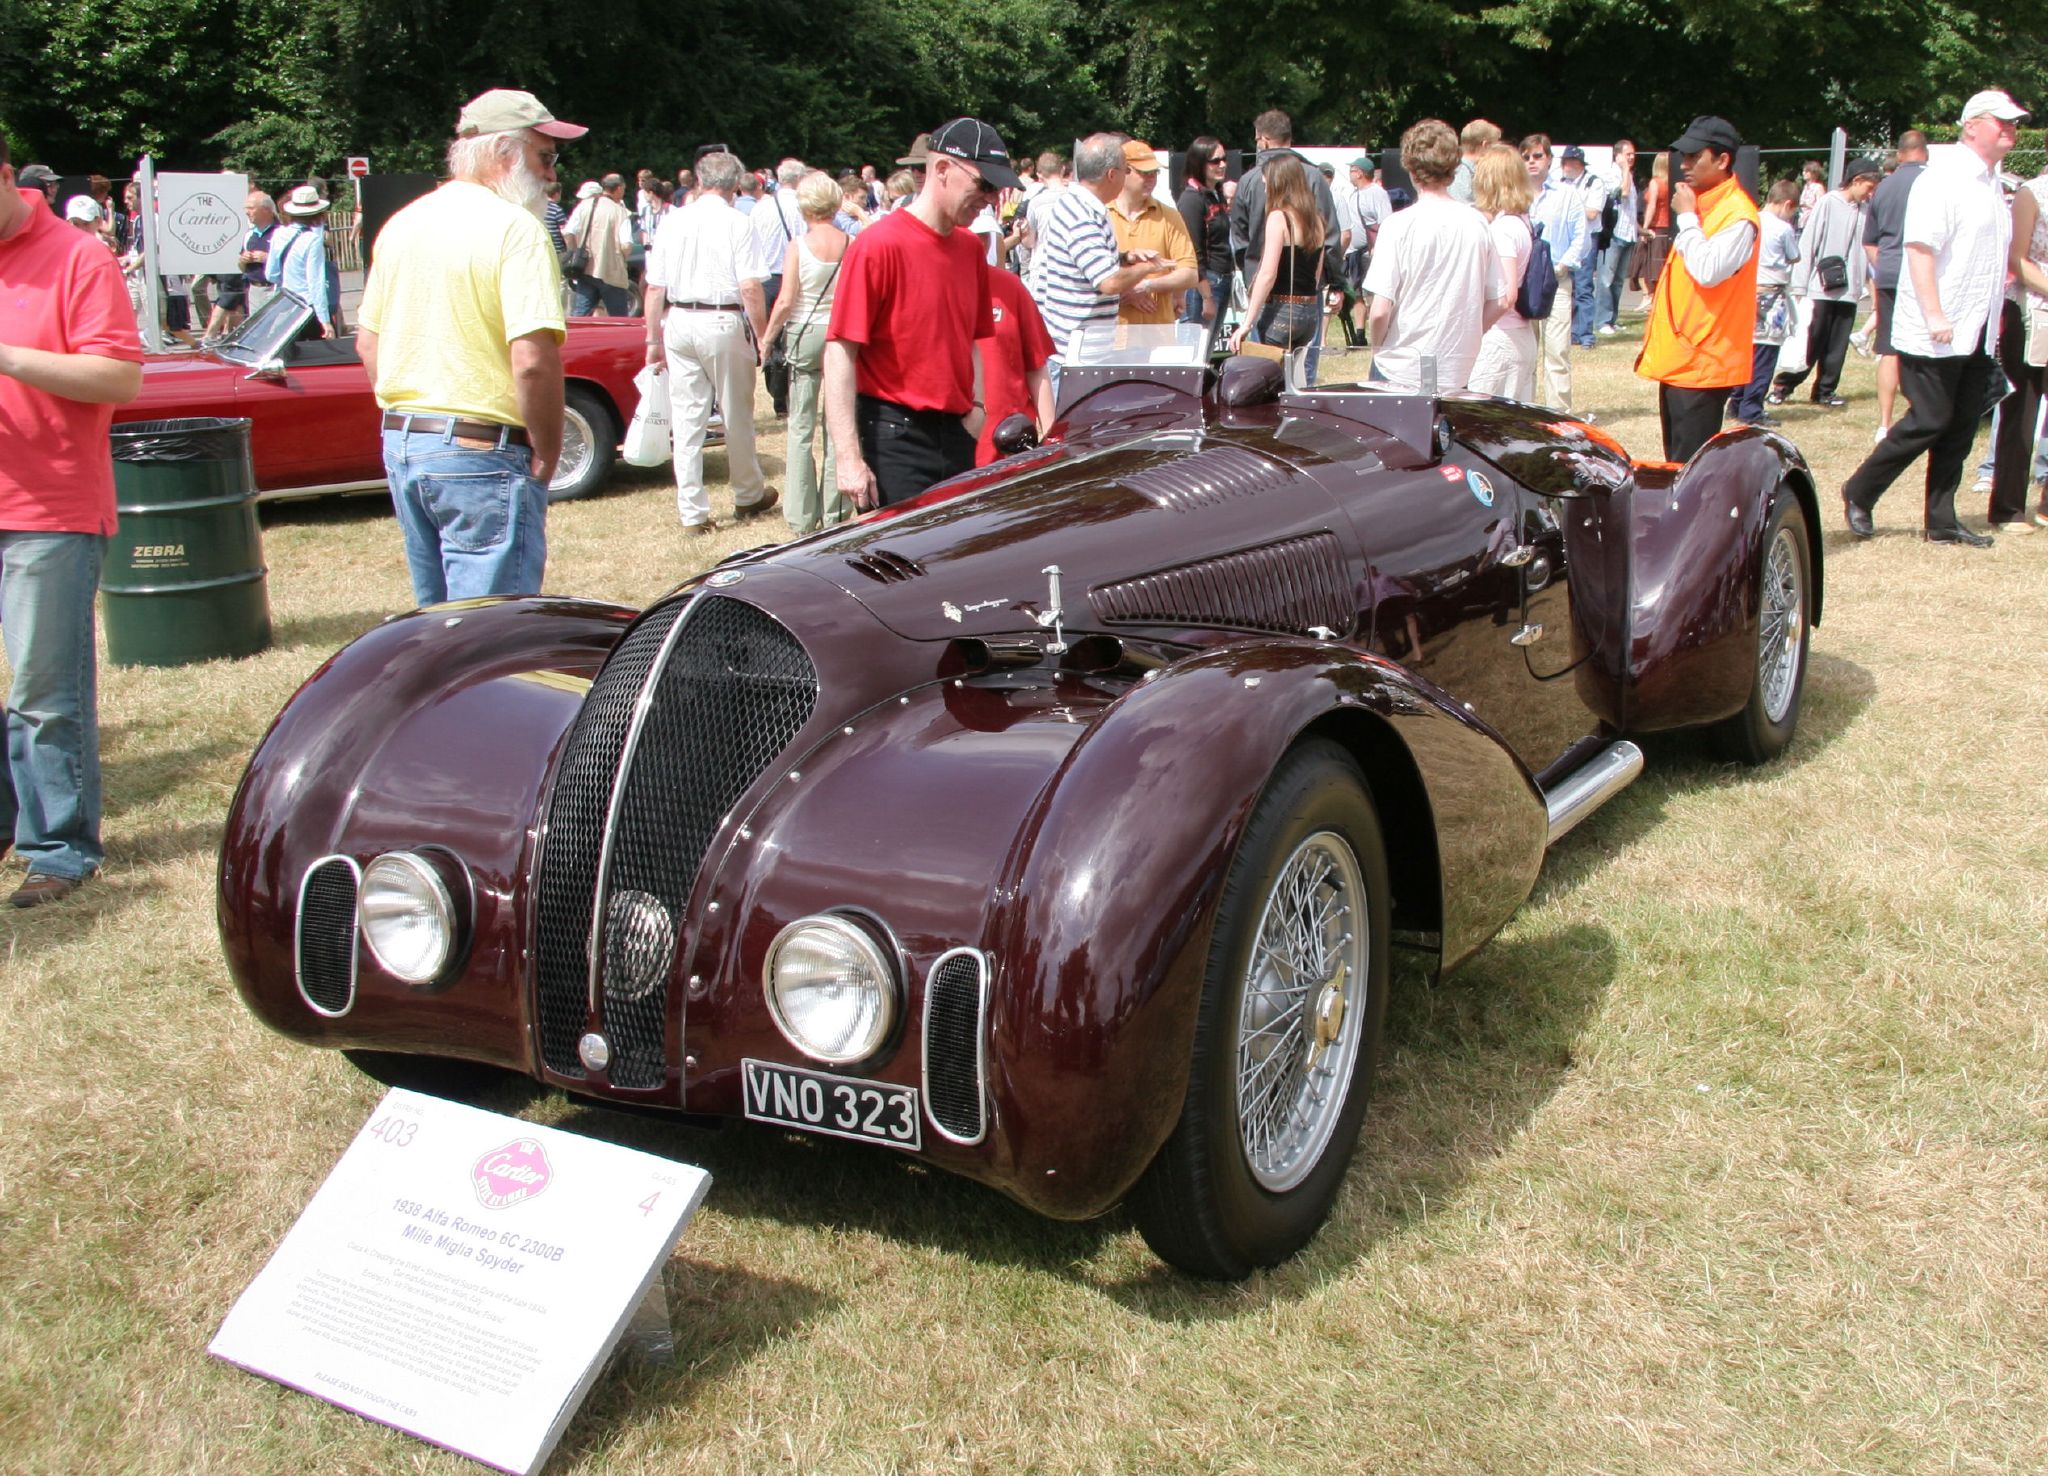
[[456, 88, 588, 140], [1121, 139, 1161, 173]]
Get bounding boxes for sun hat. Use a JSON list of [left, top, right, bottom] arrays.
[[896, 132, 933, 167], [64, 195, 101, 223], [279, 184, 331, 217], [456, 88, 587, 140], [575, 180, 603, 200]]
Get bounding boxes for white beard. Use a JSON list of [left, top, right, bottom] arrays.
[[493, 158, 550, 222]]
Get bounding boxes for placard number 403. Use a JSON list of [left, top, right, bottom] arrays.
[[368, 1116, 418, 1147]]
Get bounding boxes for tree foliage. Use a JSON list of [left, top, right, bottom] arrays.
[[7, 0, 2048, 177]]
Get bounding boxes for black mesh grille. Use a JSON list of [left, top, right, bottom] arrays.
[[924, 952, 987, 1142], [532, 601, 691, 1078], [297, 859, 358, 1015], [601, 597, 817, 1087], [1089, 532, 1354, 636]]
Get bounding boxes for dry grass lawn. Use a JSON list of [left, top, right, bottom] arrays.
[[4, 329, 2047, 1475]]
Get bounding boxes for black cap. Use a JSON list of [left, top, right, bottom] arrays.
[[1671, 116, 1742, 156], [16, 163, 58, 190], [1843, 156, 1882, 183], [927, 117, 1022, 190]]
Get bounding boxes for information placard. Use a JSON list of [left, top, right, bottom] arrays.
[[153, 172, 251, 275], [210, 1089, 709, 1475]]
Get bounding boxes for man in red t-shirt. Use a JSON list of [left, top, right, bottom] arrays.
[[975, 271, 1056, 465], [825, 117, 1017, 506], [0, 131, 145, 907]]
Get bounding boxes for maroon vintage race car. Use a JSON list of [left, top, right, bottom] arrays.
[[218, 329, 1821, 1278], [118, 290, 650, 502]]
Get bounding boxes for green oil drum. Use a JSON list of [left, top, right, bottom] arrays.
[[102, 417, 273, 667]]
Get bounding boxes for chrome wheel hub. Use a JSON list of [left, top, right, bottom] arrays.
[[1235, 831, 1368, 1192], [550, 406, 594, 494]]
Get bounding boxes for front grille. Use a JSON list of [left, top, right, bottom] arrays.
[[296, 856, 359, 1016], [532, 595, 818, 1087], [1089, 532, 1353, 636], [923, 949, 989, 1143], [532, 600, 691, 1078]]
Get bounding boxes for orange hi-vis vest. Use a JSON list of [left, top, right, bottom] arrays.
[[1636, 176, 1760, 390]]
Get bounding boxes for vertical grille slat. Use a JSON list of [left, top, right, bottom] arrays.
[[296, 856, 359, 1017], [532, 596, 818, 1087], [532, 601, 691, 1078], [923, 950, 990, 1144]]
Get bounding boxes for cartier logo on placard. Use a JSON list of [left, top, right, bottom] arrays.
[[472, 1138, 553, 1210], [166, 192, 243, 256]]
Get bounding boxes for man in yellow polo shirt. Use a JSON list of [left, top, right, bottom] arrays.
[[1109, 139, 1198, 326], [1635, 115, 1759, 463], [358, 88, 582, 604]]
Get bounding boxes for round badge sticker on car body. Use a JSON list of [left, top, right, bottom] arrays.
[[1466, 469, 1496, 508]]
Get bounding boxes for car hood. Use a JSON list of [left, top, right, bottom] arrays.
[[763, 426, 1361, 642]]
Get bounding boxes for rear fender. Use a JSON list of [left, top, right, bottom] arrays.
[[985, 642, 1546, 1217], [1621, 430, 1820, 732]]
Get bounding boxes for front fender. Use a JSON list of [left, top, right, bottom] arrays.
[[217, 596, 635, 1063], [985, 642, 1546, 1218], [1622, 429, 1820, 732]]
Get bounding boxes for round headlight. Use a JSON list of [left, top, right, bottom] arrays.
[[764, 915, 899, 1064], [358, 852, 457, 984]]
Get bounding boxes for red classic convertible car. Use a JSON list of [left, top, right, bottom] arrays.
[[118, 291, 650, 502], [219, 328, 1821, 1278]]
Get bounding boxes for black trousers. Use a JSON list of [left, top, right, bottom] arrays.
[[1773, 299, 1856, 400], [1841, 337, 1995, 531], [1659, 383, 1732, 464], [1989, 298, 2043, 524], [857, 395, 977, 507]]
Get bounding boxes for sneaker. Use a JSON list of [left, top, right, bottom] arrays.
[[1751, 411, 1782, 429], [1598, 324, 1619, 337], [1991, 519, 2036, 536], [1972, 474, 1993, 494], [1874, 425, 1889, 444], [1765, 389, 1787, 406], [1813, 395, 1848, 409], [10, 872, 85, 908]]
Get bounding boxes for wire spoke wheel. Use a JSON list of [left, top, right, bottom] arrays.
[[1235, 832, 1367, 1192], [551, 404, 595, 492], [1757, 523, 1805, 724]]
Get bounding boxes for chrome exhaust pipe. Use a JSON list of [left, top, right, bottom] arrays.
[[1544, 740, 1644, 846]]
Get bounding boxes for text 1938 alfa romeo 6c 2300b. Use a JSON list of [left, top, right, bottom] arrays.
[[220, 331, 1821, 1278]]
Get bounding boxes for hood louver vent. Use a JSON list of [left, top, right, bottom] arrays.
[[1091, 533, 1353, 636], [1122, 445, 1290, 511], [845, 548, 927, 583]]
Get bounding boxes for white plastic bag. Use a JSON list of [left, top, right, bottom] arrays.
[[1775, 295, 1815, 377], [623, 363, 672, 467]]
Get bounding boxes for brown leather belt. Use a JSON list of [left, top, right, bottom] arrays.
[[668, 300, 741, 312], [382, 413, 529, 448], [1272, 293, 1318, 304]]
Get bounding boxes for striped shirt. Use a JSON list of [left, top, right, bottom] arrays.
[[1028, 185, 1120, 354]]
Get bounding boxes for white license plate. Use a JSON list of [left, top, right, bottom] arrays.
[[741, 1059, 922, 1152]]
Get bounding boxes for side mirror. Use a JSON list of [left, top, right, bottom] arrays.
[[991, 413, 1038, 457], [244, 359, 286, 383]]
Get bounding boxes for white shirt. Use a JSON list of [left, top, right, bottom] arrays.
[[1363, 192, 1503, 391], [646, 193, 773, 307], [1488, 212, 1534, 328], [750, 190, 805, 277], [1893, 143, 2012, 358], [1604, 165, 1639, 243]]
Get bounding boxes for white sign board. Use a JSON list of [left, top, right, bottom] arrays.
[[210, 1089, 710, 1475], [153, 171, 250, 275]]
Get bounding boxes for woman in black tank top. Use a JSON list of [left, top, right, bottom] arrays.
[[1228, 154, 1326, 354]]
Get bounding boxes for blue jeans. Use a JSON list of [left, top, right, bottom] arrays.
[[382, 427, 548, 607], [1571, 255, 1598, 346], [570, 276, 629, 317], [1, 531, 105, 879], [1594, 236, 1633, 330]]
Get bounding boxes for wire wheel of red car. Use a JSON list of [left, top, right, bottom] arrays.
[[548, 385, 618, 503], [1129, 739, 1390, 1279], [1714, 486, 1811, 765]]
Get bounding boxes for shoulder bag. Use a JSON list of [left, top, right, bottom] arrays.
[[561, 199, 593, 276], [1813, 201, 1851, 294]]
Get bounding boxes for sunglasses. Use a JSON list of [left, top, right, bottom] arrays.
[[948, 158, 998, 195]]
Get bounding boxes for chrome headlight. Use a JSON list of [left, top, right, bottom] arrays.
[[358, 852, 459, 984], [764, 915, 899, 1064]]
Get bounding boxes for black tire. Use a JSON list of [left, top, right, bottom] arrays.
[[548, 384, 618, 503], [1712, 487, 1811, 764], [1127, 738, 1391, 1279], [343, 1049, 539, 1103]]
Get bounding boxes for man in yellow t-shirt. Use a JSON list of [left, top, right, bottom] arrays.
[[1108, 139, 1197, 326], [358, 87, 580, 605]]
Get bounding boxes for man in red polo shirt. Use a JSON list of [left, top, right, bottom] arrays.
[[825, 117, 1017, 507], [0, 127, 144, 907], [975, 270, 1055, 465]]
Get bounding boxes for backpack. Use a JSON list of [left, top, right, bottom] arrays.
[[1515, 218, 1558, 320]]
